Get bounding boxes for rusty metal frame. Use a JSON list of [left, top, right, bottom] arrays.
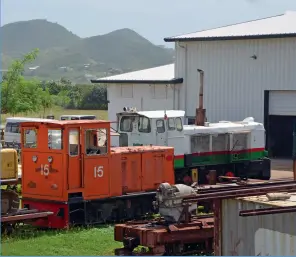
[[114, 217, 214, 256]]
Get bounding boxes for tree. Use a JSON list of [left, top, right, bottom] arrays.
[[52, 90, 70, 108], [1, 49, 39, 114], [45, 81, 63, 95], [67, 85, 82, 109], [39, 88, 53, 117], [81, 85, 108, 110]]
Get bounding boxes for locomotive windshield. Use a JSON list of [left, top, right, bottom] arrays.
[[120, 116, 133, 132], [138, 116, 151, 133]]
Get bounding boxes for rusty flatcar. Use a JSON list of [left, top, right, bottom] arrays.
[[20, 120, 175, 229]]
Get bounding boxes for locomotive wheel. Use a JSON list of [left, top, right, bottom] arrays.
[[1, 189, 20, 215]]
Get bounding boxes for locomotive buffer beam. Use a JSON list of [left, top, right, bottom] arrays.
[[114, 217, 214, 256]]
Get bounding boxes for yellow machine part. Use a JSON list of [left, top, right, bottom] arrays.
[[191, 168, 198, 183], [1, 148, 18, 181]]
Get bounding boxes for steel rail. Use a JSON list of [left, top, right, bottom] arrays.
[[239, 206, 296, 217], [183, 182, 296, 203], [193, 180, 296, 194]]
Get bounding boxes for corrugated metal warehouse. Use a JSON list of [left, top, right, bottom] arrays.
[[164, 11, 296, 158]]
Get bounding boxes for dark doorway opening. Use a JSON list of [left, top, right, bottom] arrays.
[[268, 115, 296, 158]]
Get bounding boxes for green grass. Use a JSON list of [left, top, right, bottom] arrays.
[[1, 226, 122, 256], [1, 106, 108, 124]]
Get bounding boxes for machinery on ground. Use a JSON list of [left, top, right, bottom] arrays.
[[1, 148, 20, 216], [114, 179, 296, 256], [116, 70, 271, 184], [20, 119, 175, 229]]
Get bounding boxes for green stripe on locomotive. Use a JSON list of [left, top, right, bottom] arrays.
[[173, 149, 266, 169]]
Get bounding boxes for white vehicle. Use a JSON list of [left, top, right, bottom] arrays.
[[110, 127, 120, 147], [116, 108, 271, 182], [4, 117, 57, 148], [60, 115, 96, 120]]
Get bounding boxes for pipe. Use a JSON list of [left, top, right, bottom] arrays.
[[183, 182, 296, 203], [239, 206, 296, 217], [195, 69, 206, 126], [193, 180, 296, 194], [197, 69, 204, 110]]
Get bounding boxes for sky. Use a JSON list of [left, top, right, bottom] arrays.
[[1, 0, 296, 45]]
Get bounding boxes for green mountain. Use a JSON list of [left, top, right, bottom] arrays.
[[1, 19, 174, 83]]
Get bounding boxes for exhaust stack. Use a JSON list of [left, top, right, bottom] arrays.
[[195, 69, 206, 126]]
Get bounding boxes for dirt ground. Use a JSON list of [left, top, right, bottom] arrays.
[[271, 158, 294, 180]]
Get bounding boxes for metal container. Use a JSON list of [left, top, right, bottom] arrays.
[[221, 194, 296, 256]]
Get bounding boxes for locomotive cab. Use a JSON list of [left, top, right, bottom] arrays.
[[117, 109, 186, 155], [21, 120, 112, 203]]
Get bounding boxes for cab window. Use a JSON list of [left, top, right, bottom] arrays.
[[156, 119, 165, 133], [85, 128, 108, 155], [5, 123, 20, 133], [120, 116, 133, 132], [69, 129, 79, 156], [48, 129, 62, 150], [138, 116, 151, 133], [23, 128, 37, 148], [5, 123, 12, 132], [175, 117, 183, 131], [168, 118, 175, 131]]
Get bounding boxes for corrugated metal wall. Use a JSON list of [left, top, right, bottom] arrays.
[[175, 38, 296, 123], [221, 198, 296, 256]]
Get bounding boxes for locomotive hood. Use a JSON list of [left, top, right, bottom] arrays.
[[183, 117, 265, 135]]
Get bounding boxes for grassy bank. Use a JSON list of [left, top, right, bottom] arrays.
[[1, 106, 108, 124], [1, 226, 121, 256]]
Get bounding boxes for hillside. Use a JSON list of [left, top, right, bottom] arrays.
[[1, 20, 174, 83]]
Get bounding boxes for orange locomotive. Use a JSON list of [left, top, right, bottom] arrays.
[[20, 120, 175, 229]]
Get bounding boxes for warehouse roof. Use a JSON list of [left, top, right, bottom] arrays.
[[91, 64, 183, 84], [164, 11, 296, 42]]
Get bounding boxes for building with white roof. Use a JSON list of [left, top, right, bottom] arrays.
[[92, 11, 296, 158], [92, 64, 183, 124]]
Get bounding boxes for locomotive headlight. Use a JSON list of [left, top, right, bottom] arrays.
[[32, 155, 38, 162], [48, 156, 53, 163]]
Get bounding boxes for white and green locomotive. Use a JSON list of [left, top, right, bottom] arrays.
[[116, 109, 271, 184]]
